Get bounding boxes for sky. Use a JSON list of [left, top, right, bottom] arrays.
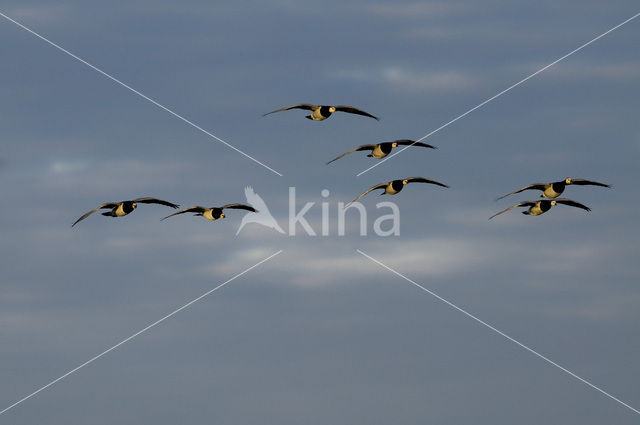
[[1, 0, 639, 423]]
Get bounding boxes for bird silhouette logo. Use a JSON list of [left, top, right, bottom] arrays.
[[236, 186, 285, 235]]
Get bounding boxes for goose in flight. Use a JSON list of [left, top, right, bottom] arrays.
[[161, 203, 257, 221], [327, 139, 436, 164], [350, 177, 448, 205], [496, 178, 610, 200], [263, 104, 378, 121], [72, 197, 179, 227], [489, 198, 590, 219]]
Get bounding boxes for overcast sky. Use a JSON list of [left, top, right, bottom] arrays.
[[1, 1, 639, 424]]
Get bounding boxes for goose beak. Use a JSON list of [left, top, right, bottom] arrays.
[[220, 213, 225, 218]]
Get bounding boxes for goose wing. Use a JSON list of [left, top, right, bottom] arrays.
[[405, 177, 449, 188], [349, 183, 388, 205], [554, 199, 591, 211], [569, 179, 610, 188], [494, 183, 548, 201], [488, 201, 536, 220], [263, 104, 316, 116], [333, 106, 379, 120], [134, 197, 180, 208], [72, 202, 119, 227], [221, 203, 258, 212], [394, 139, 437, 149], [326, 144, 376, 164], [160, 206, 206, 221]]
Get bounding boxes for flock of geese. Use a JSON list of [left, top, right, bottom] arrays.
[[264, 104, 610, 217], [72, 199, 256, 227], [72, 103, 610, 226], [266, 104, 452, 207], [489, 178, 610, 219]]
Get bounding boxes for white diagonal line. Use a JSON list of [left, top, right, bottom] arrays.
[[0, 249, 283, 416], [357, 11, 640, 177], [0, 11, 283, 177], [356, 249, 640, 415]]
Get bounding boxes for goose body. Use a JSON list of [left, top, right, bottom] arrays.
[[496, 178, 610, 200], [264, 104, 378, 121], [310, 106, 334, 121], [202, 208, 224, 221], [350, 177, 448, 204], [371, 143, 393, 158], [327, 139, 436, 164], [108, 201, 136, 217], [384, 179, 405, 195], [489, 198, 590, 219], [72, 197, 179, 227], [526, 201, 551, 216]]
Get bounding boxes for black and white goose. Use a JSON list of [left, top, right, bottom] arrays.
[[263, 104, 378, 121], [489, 198, 590, 220], [327, 139, 436, 164], [72, 197, 179, 227], [161, 204, 257, 221], [496, 178, 610, 200], [350, 177, 448, 204]]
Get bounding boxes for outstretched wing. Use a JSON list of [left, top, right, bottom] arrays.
[[349, 183, 388, 205], [221, 203, 257, 212], [488, 202, 536, 220], [134, 197, 180, 208], [160, 206, 206, 221], [263, 104, 316, 116], [405, 177, 449, 188], [494, 183, 547, 201], [334, 106, 379, 120], [554, 198, 591, 212], [326, 144, 376, 164], [72, 202, 118, 227], [394, 139, 437, 149], [569, 179, 610, 188]]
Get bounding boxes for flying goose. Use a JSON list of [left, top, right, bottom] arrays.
[[496, 178, 610, 200], [489, 198, 590, 219], [72, 197, 179, 227], [350, 177, 448, 204], [263, 104, 378, 121], [327, 139, 436, 164], [161, 204, 257, 221]]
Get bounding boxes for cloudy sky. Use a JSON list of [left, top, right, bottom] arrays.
[[1, 0, 639, 423]]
